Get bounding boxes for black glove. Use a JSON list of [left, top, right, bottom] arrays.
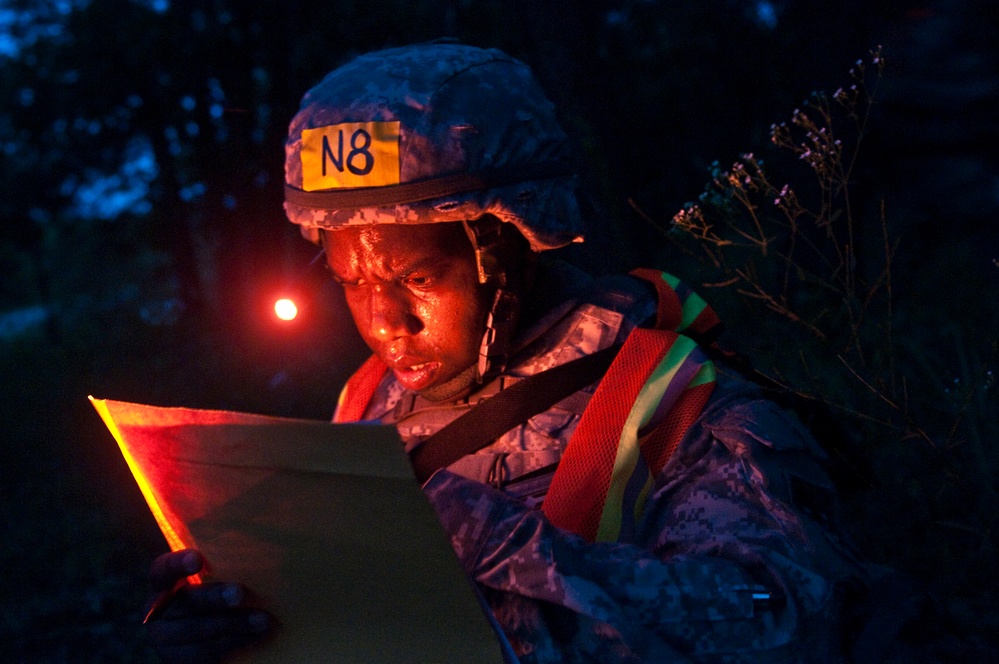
[[145, 549, 274, 663]]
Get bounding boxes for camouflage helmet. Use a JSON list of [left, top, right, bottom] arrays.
[[283, 41, 585, 252]]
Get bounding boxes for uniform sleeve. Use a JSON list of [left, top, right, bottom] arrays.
[[422, 395, 849, 662]]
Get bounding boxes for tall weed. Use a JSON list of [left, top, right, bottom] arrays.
[[641, 46, 997, 647]]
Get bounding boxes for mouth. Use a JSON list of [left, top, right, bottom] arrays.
[[389, 359, 443, 392]]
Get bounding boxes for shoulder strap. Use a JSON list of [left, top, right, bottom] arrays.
[[408, 344, 622, 483]]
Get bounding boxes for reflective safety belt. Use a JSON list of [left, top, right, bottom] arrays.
[[541, 268, 723, 543], [541, 327, 716, 543]]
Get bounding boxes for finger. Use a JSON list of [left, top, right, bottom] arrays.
[[145, 581, 242, 622], [150, 549, 204, 591], [147, 608, 273, 648], [171, 582, 246, 614]]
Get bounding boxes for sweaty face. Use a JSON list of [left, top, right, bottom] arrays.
[[324, 222, 491, 401]]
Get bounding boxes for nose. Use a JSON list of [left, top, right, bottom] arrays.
[[368, 285, 423, 342]]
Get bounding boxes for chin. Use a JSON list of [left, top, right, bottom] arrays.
[[416, 364, 480, 402]]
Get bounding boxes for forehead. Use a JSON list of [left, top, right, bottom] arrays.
[[322, 222, 472, 269]]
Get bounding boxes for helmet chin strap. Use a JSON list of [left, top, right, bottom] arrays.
[[462, 217, 530, 383], [477, 287, 520, 381]]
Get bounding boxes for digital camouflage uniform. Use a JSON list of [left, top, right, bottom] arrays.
[[284, 42, 868, 662], [336, 258, 865, 663]]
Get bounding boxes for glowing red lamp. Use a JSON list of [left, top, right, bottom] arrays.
[[274, 298, 298, 321]]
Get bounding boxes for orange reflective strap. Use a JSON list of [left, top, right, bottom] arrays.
[[334, 355, 389, 423], [542, 328, 716, 543]]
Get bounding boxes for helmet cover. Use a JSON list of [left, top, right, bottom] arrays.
[[283, 41, 585, 251]]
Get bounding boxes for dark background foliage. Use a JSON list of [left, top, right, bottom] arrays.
[[1, 0, 996, 660]]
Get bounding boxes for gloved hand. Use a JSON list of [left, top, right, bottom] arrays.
[[145, 549, 274, 663]]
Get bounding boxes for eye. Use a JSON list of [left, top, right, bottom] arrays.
[[403, 273, 431, 288]]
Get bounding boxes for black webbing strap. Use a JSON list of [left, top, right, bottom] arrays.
[[284, 161, 574, 209], [409, 343, 622, 483]]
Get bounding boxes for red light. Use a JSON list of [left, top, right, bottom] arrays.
[[274, 298, 298, 321]]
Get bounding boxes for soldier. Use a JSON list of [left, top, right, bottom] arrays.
[[146, 41, 867, 662]]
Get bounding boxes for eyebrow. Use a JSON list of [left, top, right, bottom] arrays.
[[393, 254, 450, 276], [328, 252, 452, 285]]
